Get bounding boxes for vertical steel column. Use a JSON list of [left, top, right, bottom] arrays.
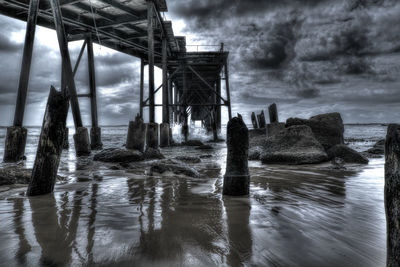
[[216, 76, 222, 129], [224, 59, 232, 120], [87, 37, 98, 128], [162, 37, 169, 123], [50, 0, 83, 128], [147, 0, 155, 123], [13, 0, 40, 127], [139, 58, 144, 118]]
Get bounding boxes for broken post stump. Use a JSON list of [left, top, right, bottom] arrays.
[[126, 114, 146, 152], [257, 111, 266, 128], [251, 112, 258, 129], [62, 127, 69, 149], [385, 124, 400, 267], [146, 122, 159, 149], [90, 126, 103, 150], [223, 116, 250, 196], [268, 103, 279, 123], [160, 123, 170, 147], [73, 127, 91, 156], [3, 126, 27, 162], [27, 86, 69, 196]]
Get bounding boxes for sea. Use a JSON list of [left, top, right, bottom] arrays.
[[0, 124, 389, 266]]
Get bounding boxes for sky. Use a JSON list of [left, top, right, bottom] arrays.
[[1, 0, 400, 126]]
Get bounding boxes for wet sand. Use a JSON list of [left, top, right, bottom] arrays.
[[0, 139, 386, 267]]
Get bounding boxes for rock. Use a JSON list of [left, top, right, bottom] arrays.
[[175, 156, 201, 163], [384, 124, 400, 266], [327, 144, 369, 164], [196, 144, 213, 150], [94, 148, 143, 163], [150, 159, 200, 178], [361, 152, 383, 159], [266, 123, 285, 137], [143, 147, 165, 160], [286, 112, 344, 150], [181, 140, 204, 146], [0, 168, 63, 186], [199, 155, 213, 159], [365, 139, 385, 155], [260, 125, 328, 165], [330, 157, 346, 170], [108, 165, 121, 170], [0, 169, 31, 185], [248, 146, 262, 160]]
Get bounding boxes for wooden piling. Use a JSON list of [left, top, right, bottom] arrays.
[[139, 58, 144, 118], [385, 124, 400, 266], [257, 111, 266, 128], [3, 127, 28, 162], [251, 112, 258, 129], [62, 127, 69, 149], [224, 59, 232, 120], [223, 116, 250, 196], [27, 86, 69, 196], [268, 103, 279, 123]]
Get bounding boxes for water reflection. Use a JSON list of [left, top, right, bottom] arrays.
[[12, 198, 31, 265], [29, 191, 83, 266], [223, 197, 252, 267]]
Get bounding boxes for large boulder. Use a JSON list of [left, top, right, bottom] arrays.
[[286, 112, 344, 150], [260, 125, 328, 165], [181, 140, 204, 146], [175, 156, 201, 163], [150, 159, 200, 178], [93, 148, 143, 163], [327, 144, 369, 164]]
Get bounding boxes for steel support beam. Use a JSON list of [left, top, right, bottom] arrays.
[[139, 58, 144, 118], [87, 37, 98, 128], [50, 0, 83, 128], [162, 37, 169, 123], [147, 0, 155, 123], [13, 0, 40, 127]]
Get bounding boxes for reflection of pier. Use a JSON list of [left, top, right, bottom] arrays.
[[0, 0, 232, 162]]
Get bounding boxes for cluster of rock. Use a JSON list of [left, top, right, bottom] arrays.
[[249, 111, 369, 165]]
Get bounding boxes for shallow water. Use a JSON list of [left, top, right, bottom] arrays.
[[0, 125, 387, 266]]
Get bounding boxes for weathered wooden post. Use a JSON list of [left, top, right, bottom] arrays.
[[62, 127, 69, 149], [3, 0, 39, 162], [223, 116, 250, 196], [127, 114, 146, 152], [268, 103, 279, 123], [385, 124, 400, 266], [257, 111, 266, 128], [251, 112, 258, 129], [27, 86, 69, 196], [87, 37, 102, 150]]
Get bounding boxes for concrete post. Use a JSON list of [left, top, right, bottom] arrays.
[[160, 123, 170, 147], [73, 127, 91, 157], [3, 127, 27, 162], [223, 116, 250, 196], [385, 124, 400, 266], [146, 123, 159, 149], [268, 103, 279, 123], [126, 114, 146, 152]]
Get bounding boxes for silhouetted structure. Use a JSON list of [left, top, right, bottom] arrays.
[[0, 0, 232, 161]]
